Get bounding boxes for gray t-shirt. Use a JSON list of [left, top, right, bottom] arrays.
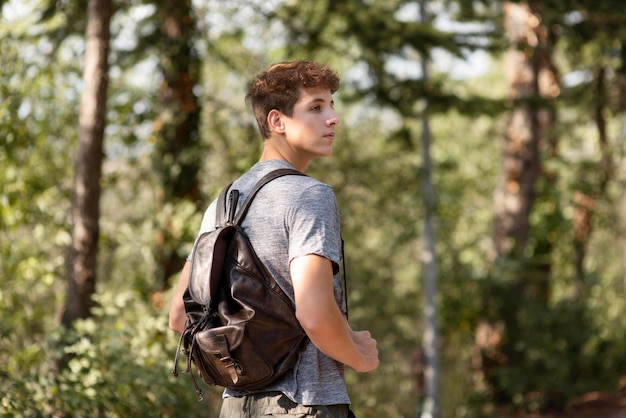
[[189, 159, 349, 406]]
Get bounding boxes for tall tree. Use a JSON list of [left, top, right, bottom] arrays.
[[492, 1, 558, 264], [477, 0, 562, 410], [418, 2, 440, 416], [60, 0, 112, 327], [150, 0, 202, 288]]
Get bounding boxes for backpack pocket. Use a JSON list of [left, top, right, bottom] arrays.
[[193, 323, 273, 388]]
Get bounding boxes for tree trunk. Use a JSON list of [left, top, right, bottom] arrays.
[[491, 0, 559, 297], [572, 67, 613, 297], [477, 0, 560, 403], [152, 0, 201, 288], [60, 0, 111, 328], [418, 1, 439, 417], [493, 1, 547, 260]]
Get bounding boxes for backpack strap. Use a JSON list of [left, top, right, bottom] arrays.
[[215, 168, 306, 227], [340, 237, 349, 319], [215, 183, 235, 227], [233, 168, 305, 225]]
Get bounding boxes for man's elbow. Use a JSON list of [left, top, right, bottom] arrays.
[[296, 309, 329, 336], [169, 311, 185, 334]]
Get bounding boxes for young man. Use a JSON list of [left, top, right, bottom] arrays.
[[169, 60, 379, 417]]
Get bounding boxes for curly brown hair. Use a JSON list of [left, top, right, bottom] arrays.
[[246, 61, 340, 139]]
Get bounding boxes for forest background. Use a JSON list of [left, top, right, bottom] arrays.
[[2, 0, 626, 417]]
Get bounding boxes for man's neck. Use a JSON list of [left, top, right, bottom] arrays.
[[259, 138, 309, 172]]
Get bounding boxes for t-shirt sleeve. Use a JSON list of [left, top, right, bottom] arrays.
[[287, 184, 341, 274], [186, 199, 218, 262]]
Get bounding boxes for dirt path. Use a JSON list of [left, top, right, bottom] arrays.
[[514, 388, 626, 418], [559, 389, 626, 418]]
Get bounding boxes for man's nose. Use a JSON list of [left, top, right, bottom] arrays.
[[327, 111, 339, 126]]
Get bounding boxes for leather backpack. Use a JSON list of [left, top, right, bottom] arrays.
[[172, 169, 310, 400]]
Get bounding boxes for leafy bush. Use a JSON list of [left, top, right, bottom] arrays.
[[479, 277, 626, 414], [1, 290, 223, 417]]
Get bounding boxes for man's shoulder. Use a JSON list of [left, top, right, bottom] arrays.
[[236, 162, 331, 196]]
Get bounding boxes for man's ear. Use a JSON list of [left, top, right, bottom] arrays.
[[267, 109, 285, 133]]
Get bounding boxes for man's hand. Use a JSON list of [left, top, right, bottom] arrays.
[[349, 329, 379, 372]]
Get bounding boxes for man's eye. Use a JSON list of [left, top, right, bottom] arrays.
[[311, 105, 320, 111]]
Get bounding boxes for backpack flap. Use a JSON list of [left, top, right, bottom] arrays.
[[188, 225, 235, 306]]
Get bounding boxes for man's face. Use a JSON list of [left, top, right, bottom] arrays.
[[281, 87, 339, 160]]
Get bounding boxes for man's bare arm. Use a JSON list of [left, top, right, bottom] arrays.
[[291, 254, 379, 373], [169, 261, 191, 334]]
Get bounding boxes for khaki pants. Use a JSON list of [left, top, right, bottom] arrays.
[[219, 391, 355, 418]]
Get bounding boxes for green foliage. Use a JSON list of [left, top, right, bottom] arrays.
[[1, 7, 78, 354], [1, 290, 222, 417], [479, 277, 626, 413]]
